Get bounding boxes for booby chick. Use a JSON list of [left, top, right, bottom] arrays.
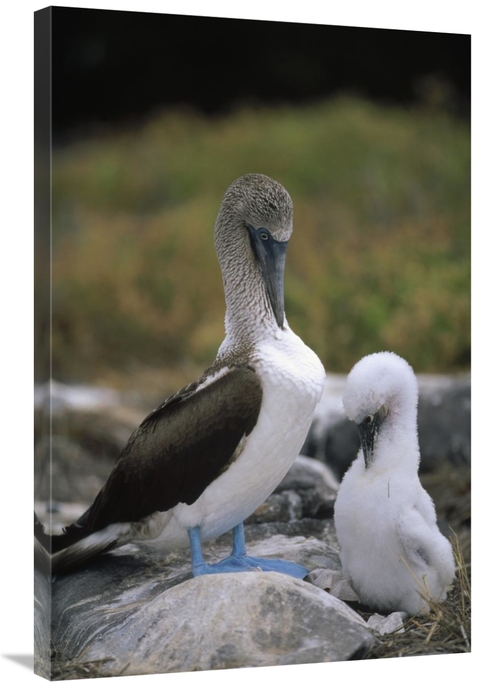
[[51, 174, 325, 578], [334, 352, 455, 615]]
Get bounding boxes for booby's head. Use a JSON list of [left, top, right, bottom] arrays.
[[215, 174, 293, 330], [343, 352, 419, 468]]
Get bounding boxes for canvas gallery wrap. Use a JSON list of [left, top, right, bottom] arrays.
[[34, 6, 471, 680]]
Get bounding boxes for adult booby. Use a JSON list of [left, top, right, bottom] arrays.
[[51, 174, 325, 578], [334, 352, 455, 616]]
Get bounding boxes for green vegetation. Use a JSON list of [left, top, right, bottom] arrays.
[[51, 97, 470, 383]]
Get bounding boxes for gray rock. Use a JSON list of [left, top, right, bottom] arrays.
[[247, 530, 340, 572], [34, 436, 112, 506], [276, 455, 338, 519], [307, 568, 360, 602], [246, 490, 303, 524], [246, 452, 339, 525], [35, 380, 122, 413], [43, 454, 359, 677], [52, 572, 372, 676], [417, 375, 471, 471], [367, 612, 406, 635], [34, 565, 51, 679]]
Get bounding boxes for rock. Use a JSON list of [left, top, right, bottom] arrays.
[[307, 568, 360, 602], [275, 454, 339, 517], [417, 375, 471, 471], [246, 528, 340, 572], [246, 490, 303, 524], [35, 403, 144, 470], [34, 381, 147, 509], [302, 372, 471, 478], [321, 418, 360, 481], [367, 612, 406, 635], [40, 452, 369, 678], [34, 436, 112, 505], [52, 572, 372, 676], [246, 455, 338, 524], [34, 566, 51, 679], [35, 380, 122, 412]]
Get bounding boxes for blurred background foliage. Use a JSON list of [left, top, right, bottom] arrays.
[[51, 95, 470, 388]]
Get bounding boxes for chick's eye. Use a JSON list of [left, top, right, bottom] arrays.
[[364, 414, 374, 425]]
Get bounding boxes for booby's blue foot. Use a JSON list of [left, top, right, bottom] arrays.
[[187, 523, 309, 579], [189, 526, 255, 576], [229, 523, 309, 578], [191, 555, 260, 576], [191, 559, 254, 576], [232, 555, 309, 578]]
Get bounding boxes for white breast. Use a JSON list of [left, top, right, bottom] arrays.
[[335, 456, 454, 614], [335, 460, 411, 610], [148, 327, 325, 550]]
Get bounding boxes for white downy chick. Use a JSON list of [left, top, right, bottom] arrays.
[[334, 352, 456, 616]]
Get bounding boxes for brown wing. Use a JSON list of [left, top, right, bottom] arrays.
[[66, 365, 263, 536]]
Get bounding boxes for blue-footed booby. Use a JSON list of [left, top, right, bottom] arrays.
[[51, 174, 325, 578], [334, 352, 455, 615]]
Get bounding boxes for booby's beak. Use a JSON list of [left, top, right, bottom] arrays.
[[247, 224, 288, 329], [357, 408, 386, 469], [358, 421, 376, 468]]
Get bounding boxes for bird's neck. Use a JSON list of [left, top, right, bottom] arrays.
[[220, 246, 281, 347], [373, 410, 420, 474]]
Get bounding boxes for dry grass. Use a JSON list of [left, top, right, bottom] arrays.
[[50, 655, 117, 681]]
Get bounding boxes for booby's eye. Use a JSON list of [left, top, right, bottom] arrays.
[[259, 231, 269, 240]]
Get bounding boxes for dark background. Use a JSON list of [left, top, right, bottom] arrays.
[[51, 7, 471, 142]]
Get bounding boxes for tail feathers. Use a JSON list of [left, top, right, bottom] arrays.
[[35, 510, 131, 574], [50, 523, 94, 554], [34, 512, 98, 557], [51, 524, 127, 574]]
